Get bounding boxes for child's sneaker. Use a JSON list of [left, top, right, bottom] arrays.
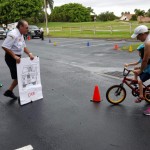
[[143, 107, 150, 115], [134, 97, 144, 103]]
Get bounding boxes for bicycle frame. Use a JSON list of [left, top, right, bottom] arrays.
[[120, 68, 147, 96], [122, 77, 139, 94]]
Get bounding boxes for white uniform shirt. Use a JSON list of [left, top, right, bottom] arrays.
[[40, 27, 43, 32], [2, 28, 26, 55]]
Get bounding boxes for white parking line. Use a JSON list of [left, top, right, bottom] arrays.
[[101, 73, 122, 81], [15, 145, 33, 150]]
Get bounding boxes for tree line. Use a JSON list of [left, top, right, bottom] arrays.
[[131, 9, 150, 20], [0, 0, 149, 25], [121, 9, 150, 21], [0, 0, 54, 25]]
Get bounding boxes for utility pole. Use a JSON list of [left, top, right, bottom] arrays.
[[44, 0, 48, 35]]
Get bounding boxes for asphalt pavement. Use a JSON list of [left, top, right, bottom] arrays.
[[0, 38, 150, 150]]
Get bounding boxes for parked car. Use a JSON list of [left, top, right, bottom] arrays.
[[0, 27, 6, 39], [26, 25, 42, 39]]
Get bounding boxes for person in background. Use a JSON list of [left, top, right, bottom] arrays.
[[40, 27, 44, 40]]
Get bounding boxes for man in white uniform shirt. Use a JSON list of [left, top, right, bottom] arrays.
[[40, 27, 44, 40], [2, 20, 34, 99]]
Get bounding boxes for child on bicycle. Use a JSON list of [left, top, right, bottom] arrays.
[[124, 44, 150, 103], [124, 44, 144, 81]]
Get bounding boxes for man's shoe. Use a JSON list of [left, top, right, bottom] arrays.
[[4, 90, 17, 99], [143, 107, 150, 116]]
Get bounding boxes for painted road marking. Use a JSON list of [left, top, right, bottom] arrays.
[[101, 73, 122, 81], [15, 145, 33, 150]]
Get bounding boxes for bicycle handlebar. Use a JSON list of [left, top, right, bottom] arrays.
[[123, 67, 133, 76]]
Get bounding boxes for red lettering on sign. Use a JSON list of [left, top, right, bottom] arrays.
[[28, 92, 35, 97]]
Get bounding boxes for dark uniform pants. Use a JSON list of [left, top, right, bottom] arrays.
[[5, 53, 21, 80]]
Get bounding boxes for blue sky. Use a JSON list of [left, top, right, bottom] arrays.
[[53, 0, 150, 16]]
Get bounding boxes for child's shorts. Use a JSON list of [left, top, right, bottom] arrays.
[[139, 72, 150, 82]]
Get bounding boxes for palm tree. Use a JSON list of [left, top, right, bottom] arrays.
[[46, 0, 54, 12], [121, 12, 124, 16], [134, 9, 145, 17], [146, 9, 150, 17], [42, 0, 54, 12], [42, 0, 53, 35], [134, 9, 145, 22]]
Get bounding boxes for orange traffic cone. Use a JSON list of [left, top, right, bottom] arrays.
[[114, 44, 119, 50], [91, 85, 102, 103], [27, 35, 31, 41]]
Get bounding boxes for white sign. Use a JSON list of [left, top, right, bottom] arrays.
[[17, 57, 43, 105]]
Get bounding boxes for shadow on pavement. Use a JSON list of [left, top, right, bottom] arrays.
[[6, 98, 18, 106]]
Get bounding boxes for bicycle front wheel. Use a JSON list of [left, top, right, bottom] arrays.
[[106, 85, 126, 104], [144, 85, 150, 103]]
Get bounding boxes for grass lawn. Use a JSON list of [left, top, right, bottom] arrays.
[[37, 21, 150, 39], [37, 21, 150, 50]]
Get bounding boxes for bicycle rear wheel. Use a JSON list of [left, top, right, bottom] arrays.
[[106, 85, 126, 104], [144, 85, 150, 103]]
